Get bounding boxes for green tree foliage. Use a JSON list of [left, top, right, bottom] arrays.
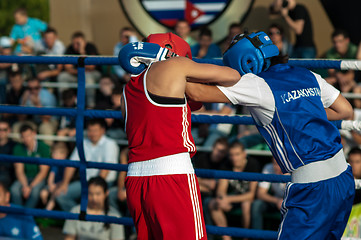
[[0, 0, 49, 36]]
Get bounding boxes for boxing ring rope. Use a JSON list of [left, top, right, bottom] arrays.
[[0, 55, 358, 239]]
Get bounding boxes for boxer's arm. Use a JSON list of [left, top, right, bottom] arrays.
[[325, 94, 353, 121], [186, 82, 230, 103]]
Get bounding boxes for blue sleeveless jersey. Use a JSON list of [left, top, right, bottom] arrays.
[[257, 64, 342, 173]]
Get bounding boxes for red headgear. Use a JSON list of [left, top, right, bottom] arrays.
[[146, 32, 192, 59]]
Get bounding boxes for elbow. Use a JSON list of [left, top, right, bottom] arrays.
[[186, 84, 202, 102]]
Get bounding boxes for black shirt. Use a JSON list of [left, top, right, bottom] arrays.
[[0, 140, 16, 185], [289, 4, 315, 47]]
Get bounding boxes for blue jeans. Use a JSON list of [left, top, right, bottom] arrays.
[[291, 46, 317, 59], [55, 181, 81, 212], [10, 179, 45, 208]]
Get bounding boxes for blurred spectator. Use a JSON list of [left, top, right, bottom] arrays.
[[219, 22, 242, 53], [10, 7, 47, 54], [251, 158, 286, 230], [58, 31, 101, 108], [21, 77, 58, 145], [57, 89, 77, 138], [268, 23, 293, 56], [347, 147, 361, 205], [0, 120, 16, 186], [34, 27, 65, 81], [63, 176, 125, 240], [55, 119, 119, 212], [105, 85, 126, 140], [6, 71, 25, 105], [191, 28, 222, 59], [40, 142, 69, 210], [11, 124, 50, 208], [174, 19, 197, 47], [95, 75, 115, 110], [0, 36, 15, 104], [209, 142, 260, 239], [0, 180, 43, 239], [270, 0, 316, 58], [112, 27, 138, 83]]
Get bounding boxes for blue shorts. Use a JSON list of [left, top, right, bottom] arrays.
[[278, 166, 355, 240]]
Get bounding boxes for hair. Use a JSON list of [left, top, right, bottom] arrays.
[[120, 26, 133, 35], [332, 29, 349, 39], [348, 147, 361, 157], [51, 142, 69, 155], [26, 77, 40, 84], [19, 123, 34, 134], [268, 23, 284, 36], [229, 141, 245, 151], [88, 176, 110, 229], [44, 27, 57, 35], [199, 28, 212, 38], [0, 120, 10, 127], [270, 54, 289, 66], [0, 180, 10, 193], [62, 89, 77, 102], [213, 137, 229, 148], [8, 70, 22, 79], [229, 22, 241, 31], [72, 31, 85, 40], [14, 7, 27, 16], [86, 118, 107, 129]]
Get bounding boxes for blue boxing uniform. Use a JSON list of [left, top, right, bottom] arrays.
[[217, 64, 355, 239]]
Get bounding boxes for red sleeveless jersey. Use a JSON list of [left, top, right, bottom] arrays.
[[124, 69, 196, 163]]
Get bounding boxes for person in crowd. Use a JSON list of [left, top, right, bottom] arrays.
[[209, 142, 260, 240], [34, 27, 65, 82], [0, 120, 16, 186], [104, 85, 126, 140], [57, 89, 77, 138], [219, 23, 242, 53], [270, 0, 316, 58], [21, 77, 57, 145], [174, 19, 197, 47], [0, 36, 14, 103], [347, 147, 361, 205], [251, 158, 287, 230], [325, 30, 360, 107], [95, 75, 115, 110], [9, 7, 47, 54], [0, 180, 43, 239], [112, 27, 138, 83], [268, 23, 293, 56], [55, 119, 119, 212], [40, 142, 69, 210], [58, 31, 101, 108], [63, 176, 125, 240], [11, 124, 50, 208], [191, 28, 222, 59]]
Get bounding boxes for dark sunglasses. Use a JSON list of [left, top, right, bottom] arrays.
[[268, 31, 281, 36], [28, 86, 40, 90]]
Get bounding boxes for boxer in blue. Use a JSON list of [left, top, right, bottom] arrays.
[[185, 31, 355, 239]]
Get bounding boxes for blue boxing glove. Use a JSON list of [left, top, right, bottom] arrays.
[[118, 42, 177, 75]]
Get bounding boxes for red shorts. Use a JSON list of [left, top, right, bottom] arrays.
[[125, 173, 207, 240]]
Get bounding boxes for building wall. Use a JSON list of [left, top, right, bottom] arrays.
[[50, 0, 334, 56]]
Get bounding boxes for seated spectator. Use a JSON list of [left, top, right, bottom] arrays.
[[0, 180, 43, 239], [21, 77, 58, 145], [55, 119, 119, 212], [11, 124, 50, 208], [58, 31, 101, 108], [251, 158, 286, 230], [57, 89, 77, 138], [347, 147, 361, 205], [174, 20, 197, 47], [112, 27, 138, 83], [34, 27, 65, 82], [105, 85, 126, 140], [191, 28, 222, 59], [209, 142, 260, 240], [0, 120, 16, 186], [325, 29, 358, 90], [40, 142, 69, 210], [219, 22, 242, 53], [10, 7, 47, 55], [268, 23, 293, 56], [95, 75, 115, 110], [4, 71, 26, 124], [62, 176, 125, 240]]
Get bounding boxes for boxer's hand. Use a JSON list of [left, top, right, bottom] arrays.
[[118, 42, 177, 75]]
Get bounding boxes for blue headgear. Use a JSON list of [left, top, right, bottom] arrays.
[[223, 31, 279, 75]]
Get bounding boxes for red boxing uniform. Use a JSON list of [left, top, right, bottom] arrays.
[[124, 66, 207, 240]]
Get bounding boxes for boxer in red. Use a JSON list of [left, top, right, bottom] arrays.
[[120, 32, 240, 240]]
